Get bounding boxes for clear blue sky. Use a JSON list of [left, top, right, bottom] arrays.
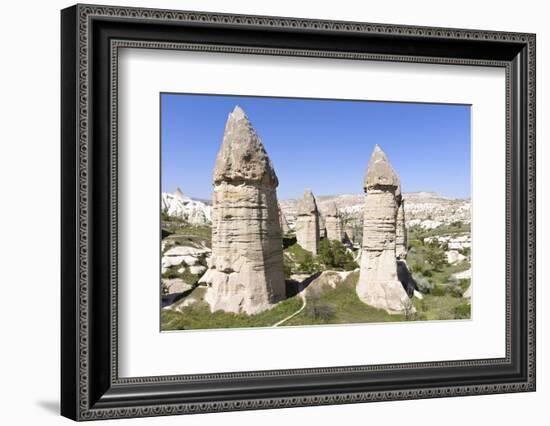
[[161, 93, 471, 200]]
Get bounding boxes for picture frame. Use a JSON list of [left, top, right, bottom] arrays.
[[61, 3, 536, 421]]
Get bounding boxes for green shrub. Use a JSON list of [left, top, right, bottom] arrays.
[[162, 268, 180, 279], [283, 257, 293, 279], [424, 241, 447, 272], [448, 285, 464, 298], [308, 302, 337, 321], [298, 253, 316, 274], [317, 239, 358, 271], [458, 246, 471, 257], [414, 275, 433, 293], [454, 303, 471, 319]]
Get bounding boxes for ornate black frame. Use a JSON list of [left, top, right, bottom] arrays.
[[61, 3, 536, 421]]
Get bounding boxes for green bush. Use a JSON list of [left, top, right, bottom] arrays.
[[424, 241, 447, 272], [448, 285, 464, 298], [414, 275, 433, 293], [308, 302, 337, 321], [283, 257, 293, 279], [454, 303, 471, 319], [458, 246, 471, 257], [298, 253, 316, 274], [162, 268, 180, 279], [317, 239, 358, 271]]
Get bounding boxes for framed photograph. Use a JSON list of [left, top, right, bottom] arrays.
[[61, 4, 536, 421]]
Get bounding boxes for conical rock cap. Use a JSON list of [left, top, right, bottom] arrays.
[[213, 106, 278, 188]]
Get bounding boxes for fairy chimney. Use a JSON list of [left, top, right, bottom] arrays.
[[200, 106, 286, 315], [325, 202, 344, 242], [356, 145, 413, 314], [295, 189, 320, 255]]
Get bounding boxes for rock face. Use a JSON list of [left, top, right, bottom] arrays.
[[325, 202, 344, 242], [161, 188, 212, 225], [356, 145, 413, 314], [295, 189, 320, 255], [395, 196, 407, 259], [279, 203, 291, 234], [199, 106, 286, 315]]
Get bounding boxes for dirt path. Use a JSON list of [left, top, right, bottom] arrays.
[[272, 291, 307, 327]]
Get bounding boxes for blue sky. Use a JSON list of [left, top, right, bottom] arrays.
[[161, 93, 471, 200]]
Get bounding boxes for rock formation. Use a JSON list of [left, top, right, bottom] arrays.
[[295, 189, 320, 255], [161, 188, 212, 225], [278, 203, 291, 235], [199, 106, 286, 315], [319, 213, 327, 239], [395, 195, 407, 259], [324, 202, 344, 242], [356, 145, 413, 314]]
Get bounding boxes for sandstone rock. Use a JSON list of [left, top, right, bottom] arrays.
[[319, 212, 327, 239], [279, 203, 291, 234], [295, 189, 320, 255], [200, 106, 286, 315], [161, 188, 212, 225], [446, 250, 466, 265], [356, 145, 413, 314], [463, 284, 472, 299], [452, 268, 471, 280], [324, 202, 344, 242], [396, 197, 407, 259], [162, 278, 193, 294], [188, 265, 207, 275], [161, 255, 195, 269], [413, 290, 424, 300], [163, 246, 210, 257]]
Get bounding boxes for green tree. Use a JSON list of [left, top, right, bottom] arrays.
[[317, 239, 358, 271], [425, 241, 447, 272]]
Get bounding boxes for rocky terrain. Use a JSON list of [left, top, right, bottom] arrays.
[[161, 187, 212, 226], [159, 106, 472, 329], [279, 191, 470, 231]]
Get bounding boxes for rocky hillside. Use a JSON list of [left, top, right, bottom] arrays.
[[280, 192, 470, 230], [161, 188, 212, 225]]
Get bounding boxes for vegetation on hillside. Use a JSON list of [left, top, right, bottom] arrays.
[[160, 220, 472, 331], [406, 221, 471, 299], [283, 236, 358, 278]]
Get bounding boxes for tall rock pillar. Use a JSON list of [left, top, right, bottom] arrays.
[[200, 106, 286, 315], [356, 145, 413, 314], [325, 202, 344, 242], [295, 189, 320, 255]]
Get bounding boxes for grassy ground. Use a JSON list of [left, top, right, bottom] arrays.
[[408, 221, 471, 240], [412, 294, 471, 320], [161, 290, 303, 331], [162, 224, 212, 252], [284, 272, 407, 326]]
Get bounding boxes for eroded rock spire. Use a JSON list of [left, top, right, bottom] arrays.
[[325, 202, 344, 242], [295, 189, 320, 255], [356, 145, 413, 314], [200, 106, 285, 315]]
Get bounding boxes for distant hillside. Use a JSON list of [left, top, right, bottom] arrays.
[[279, 192, 470, 230], [161, 188, 212, 225], [161, 188, 470, 230]]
